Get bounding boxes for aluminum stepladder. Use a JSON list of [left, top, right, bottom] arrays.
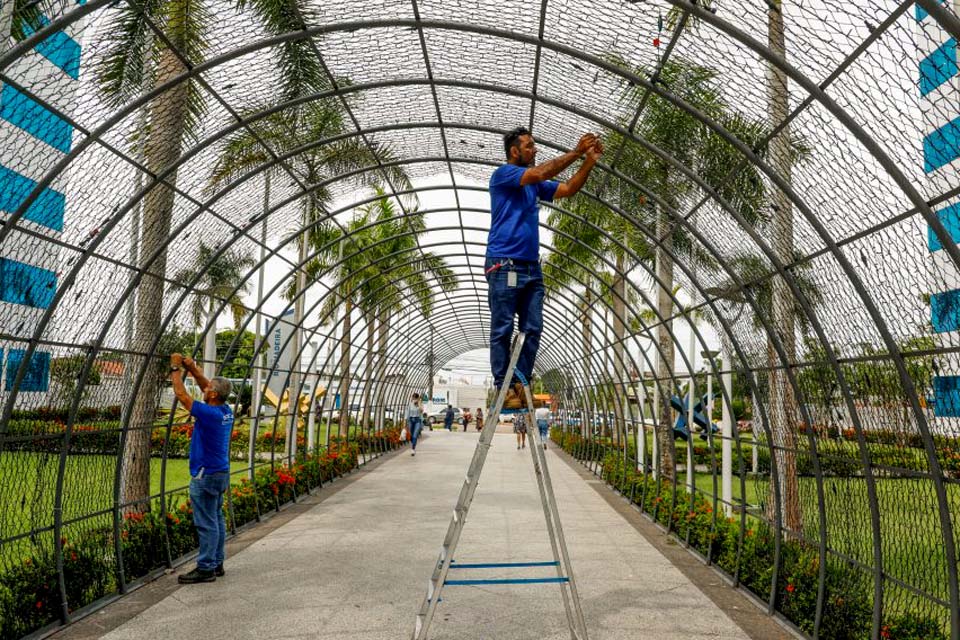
[[412, 332, 589, 640]]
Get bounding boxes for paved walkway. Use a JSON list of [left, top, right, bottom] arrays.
[[66, 431, 778, 639]]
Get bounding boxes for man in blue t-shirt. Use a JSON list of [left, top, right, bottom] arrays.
[[487, 127, 603, 408], [169, 353, 234, 584]]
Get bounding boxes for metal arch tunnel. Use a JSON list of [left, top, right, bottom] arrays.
[[1, 1, 959, 638]]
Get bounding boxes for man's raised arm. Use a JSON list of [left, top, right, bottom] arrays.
[[170, 353, 194, 411], [554, 140, 604, 200], [520, 133, 598, 186], [183, 356, 210, 391]]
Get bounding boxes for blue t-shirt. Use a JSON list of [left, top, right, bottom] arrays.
[[487, 164, 559, 261], [189, 401, 234, 477]]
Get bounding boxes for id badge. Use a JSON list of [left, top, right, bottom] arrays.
[[507, 270, 518, 288]]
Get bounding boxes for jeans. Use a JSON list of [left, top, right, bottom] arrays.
[[189, 471, 229, 571], [407, 418, 423, 449], [485, 257, 544, 387], [537, 419, 549, 439]]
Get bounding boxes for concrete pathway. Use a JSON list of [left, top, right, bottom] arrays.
[[88, 431, 762, 639]]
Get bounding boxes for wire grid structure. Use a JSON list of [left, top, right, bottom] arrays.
[[0, 0, 959, 637]]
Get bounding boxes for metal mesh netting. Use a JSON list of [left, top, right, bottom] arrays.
[[1, 0, 959, 638]]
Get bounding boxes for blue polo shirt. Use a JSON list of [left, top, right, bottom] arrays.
[[487, 164, 559, 262], [189, 401, 233, 477]]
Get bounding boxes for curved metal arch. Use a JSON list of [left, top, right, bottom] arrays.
[[1, 55, 893, 427], [43, 162, 832, 612], [5, 150, 848, 620], [0, 5, 952, 632]]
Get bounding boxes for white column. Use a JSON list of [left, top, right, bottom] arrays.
[[203, 297, 217, 380], [651, 346, 660, 480], [637, 342, 646, 474], [721, 338, 733, 516], [686, 317, 696, 493]]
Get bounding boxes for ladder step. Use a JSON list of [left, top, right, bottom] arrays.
[[444, 577, 570, 586], [449, 561, 559, 569]]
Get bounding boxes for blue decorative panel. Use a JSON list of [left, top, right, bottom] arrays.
[[0, 258, 57, 309], [5, 349, 50, 393]]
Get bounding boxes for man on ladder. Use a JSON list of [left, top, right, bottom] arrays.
[[412, 131, 603, 640], [486, 127, 604, 407]]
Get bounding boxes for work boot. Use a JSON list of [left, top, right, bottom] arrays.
[[215, 564, 225, 577], [503, 382, 524, 410], [178, 568, 216, 584]]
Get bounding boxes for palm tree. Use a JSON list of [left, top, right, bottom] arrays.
[[208, 101, 412, 449], [100, 0, 327, 508], [766, 0, 803, 535], [354, 190, 457, 433], [172, 242, 257, 378], [611, 56, 769, 479], [310, 190, 456, 436]]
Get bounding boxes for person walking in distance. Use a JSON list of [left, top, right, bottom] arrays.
[[169, 353, 233, 584], [515, 412, 528, 450], [406, 393, 424, 456], [475, 407, 484, 432], [444, 404, 455, 431], [535, 405, 551, 450], [486, 128, 603, 408]]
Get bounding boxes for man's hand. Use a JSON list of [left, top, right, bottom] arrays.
[[183, 356, 196, 371], [170, 353, 183, 369], [575, 133, 598, 156], [586, 140, 604, 162]]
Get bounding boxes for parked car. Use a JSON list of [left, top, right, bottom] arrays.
[[426, 407, 462, 426]]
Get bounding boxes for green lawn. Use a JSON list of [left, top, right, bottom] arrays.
[[640, 469, 956, 623], [0, 453, 246, 565]]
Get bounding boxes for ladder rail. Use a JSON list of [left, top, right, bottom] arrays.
[[521, 390, 579, 636], [412, 334, 526, 640], [413, 332, 588, 640], [523, 385, 589, 639]]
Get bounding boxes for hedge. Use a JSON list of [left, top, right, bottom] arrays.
[[551, 427, 947, 640], [0, 427, 402, 640]]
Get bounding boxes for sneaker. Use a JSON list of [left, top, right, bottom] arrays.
[[517, 444, 521, 450], [215, 564, 225, 577], [178, 568, 216, 584], [543, 443, 547, 450], [411, 450, 416, 457]]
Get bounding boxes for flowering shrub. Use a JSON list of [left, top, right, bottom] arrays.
[[0, 538, 112, 639], [584, 443, 948, 640], [1, 430, 401, 639]]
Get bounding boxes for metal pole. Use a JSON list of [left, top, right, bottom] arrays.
[[249, 172, 269, 480]]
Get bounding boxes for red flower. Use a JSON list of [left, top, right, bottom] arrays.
[[35, 601, 43, 609], [881, 626, 891, 639], [786, 583, 795, 593]]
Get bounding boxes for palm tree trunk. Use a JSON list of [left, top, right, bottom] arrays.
[[767, 0, 802, 534], [287, 234, 309, 461], [338, 296, 353, 437], [581, 286, 593, 438], [361, 308, 375, 429], [655, 208, 677, 478], [373, 309, 390, 431], [121, 46, 190, 510], [613, 261, 627, 448]]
